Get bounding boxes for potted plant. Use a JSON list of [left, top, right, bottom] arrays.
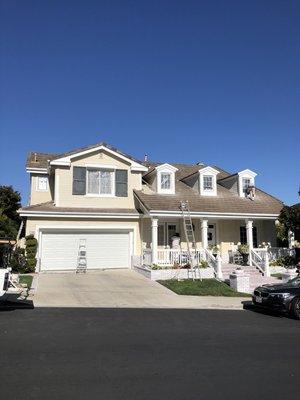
[[208, 244, 219, 257], [199, 260, 209, 268], [237, 244, 249, 266]]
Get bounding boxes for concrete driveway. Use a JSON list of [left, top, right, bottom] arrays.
[[33, 269, 247, 309]]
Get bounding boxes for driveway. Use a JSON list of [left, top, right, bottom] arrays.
[[33, 269, 247, 309]]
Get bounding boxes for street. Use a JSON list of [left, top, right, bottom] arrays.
[[0, 306, 299, 400]]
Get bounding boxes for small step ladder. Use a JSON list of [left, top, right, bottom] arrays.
[[180, 201, 201, 279], [76, 239, 87, 273]]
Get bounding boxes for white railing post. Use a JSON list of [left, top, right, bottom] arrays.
[[264, 250, 270, 277], [216, 252, 223, 279]]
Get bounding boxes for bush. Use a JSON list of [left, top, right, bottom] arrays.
[[10, 248, 28, 273], [25, 235, 38, 273], [269, 256, 296, 267], [200, 260, 209, 268]]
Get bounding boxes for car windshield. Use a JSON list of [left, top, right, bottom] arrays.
[[288, 276, 300, 286]]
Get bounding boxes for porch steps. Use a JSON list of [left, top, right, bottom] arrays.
[[221, 263, 279, 292]]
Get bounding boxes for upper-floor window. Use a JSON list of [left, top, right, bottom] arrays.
[[36, 176, 48, 191], [199, 167, 219, 196], [155, 164, 178, 194], [203, 175, 213, 191], [242, 177, 251, 195], [160, 173, 171, 190], [87, 168, 114, 196]]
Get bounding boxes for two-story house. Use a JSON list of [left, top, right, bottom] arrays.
[[19, 141, 283, 273]]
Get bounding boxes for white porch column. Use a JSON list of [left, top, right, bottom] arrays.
[[246, 220, 253, 266], [151, 218, 158, 265], [201, 219, 208, 250], [246, 220, 254, 249]]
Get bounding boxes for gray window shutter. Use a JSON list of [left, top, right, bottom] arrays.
[[73, 167, 86, 195], [115, 169, 128, 197]]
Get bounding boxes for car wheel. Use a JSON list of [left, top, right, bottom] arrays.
[[291, 297, 300, 320]]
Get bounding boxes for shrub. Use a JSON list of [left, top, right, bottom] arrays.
[[269, 256, 296, 267], [238, 244, 249, 254], [200, 260, 209, 268], [25, 235, 38, 273], [10, 248, 28, 273]]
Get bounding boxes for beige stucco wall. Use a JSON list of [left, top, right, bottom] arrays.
[[30, 174, 53, 205], [26, 217, 142, 255], [54, 149, 142, 208]]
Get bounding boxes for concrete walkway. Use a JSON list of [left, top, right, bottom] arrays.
[[32, 270, 249, 309]]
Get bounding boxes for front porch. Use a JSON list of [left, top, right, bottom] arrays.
[[141, 216, 283, 278]]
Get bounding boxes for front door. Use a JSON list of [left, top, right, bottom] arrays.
[[207, 224, 216, 246]]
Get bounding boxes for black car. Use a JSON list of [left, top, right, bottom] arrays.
[[252, 275, 300, 319]]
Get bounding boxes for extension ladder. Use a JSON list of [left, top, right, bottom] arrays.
[[76, 239, 87, 273], [180, 201, 201, 279]]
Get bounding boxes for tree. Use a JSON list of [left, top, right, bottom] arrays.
[[0, 185, 22, 238], [277, 204, 300, 242]]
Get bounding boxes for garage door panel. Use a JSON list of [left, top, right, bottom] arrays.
[[40, 230, 130, 271]]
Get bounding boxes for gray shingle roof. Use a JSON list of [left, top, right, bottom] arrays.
[[26, 142, 143, 169], [135, 163, 283, 215], [20, 202, 140, 215]]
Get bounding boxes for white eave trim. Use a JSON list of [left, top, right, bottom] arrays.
[[155, 163, 178, 172], [26, 167, 48, 174], [49, 144, 147, 171], [19, 210, 140, 219], [147, 210, 279, 220]]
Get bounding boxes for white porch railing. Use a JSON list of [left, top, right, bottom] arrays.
[[156, 249, 204, 266], [142, 248, 223, 279], [251, 248, 270, 277], [267, 247, 295, 261], [205, 249, 223, 279]]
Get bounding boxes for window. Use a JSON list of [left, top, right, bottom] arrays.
[[37, 176, 48, 191], [87, 169, 114, 195], [160, 173, 171, 190], [158, 223, 179, 247], [240, 226, 258, 247], [242, 178, 251, 194], [203, 175, 213, 191]]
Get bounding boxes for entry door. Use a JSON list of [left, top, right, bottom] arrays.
[[207, 224, 216, 246]]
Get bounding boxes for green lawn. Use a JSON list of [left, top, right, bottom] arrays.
[[19, 275, 33, 289], [158, 279, 251, 297]]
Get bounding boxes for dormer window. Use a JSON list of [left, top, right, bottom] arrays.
[[203, 175, 213, 191], [242, 178, 251, 194], [155, 163, 178, 194], [199, 167, 219, 196], [238, 169, 257, 198], [161, 173, 171, 190]]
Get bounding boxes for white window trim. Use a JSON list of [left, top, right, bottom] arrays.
[[86, 167, 116, 197], [155, 164, 178, 194], [36, 175, 49, 192], [199, 167, 219, 196], [238, 169, 257, 197]]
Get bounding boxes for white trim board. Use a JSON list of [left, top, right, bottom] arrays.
[[50, 144, 148, 171]]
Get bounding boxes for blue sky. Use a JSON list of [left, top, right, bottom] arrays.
[[0, 0, 299, 205]]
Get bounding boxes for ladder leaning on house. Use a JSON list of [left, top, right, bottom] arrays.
[[76, 239, 87, 273], [180, 201, 201, 280]]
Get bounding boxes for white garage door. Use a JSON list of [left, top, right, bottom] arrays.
[[40, 230, 131, 271]]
